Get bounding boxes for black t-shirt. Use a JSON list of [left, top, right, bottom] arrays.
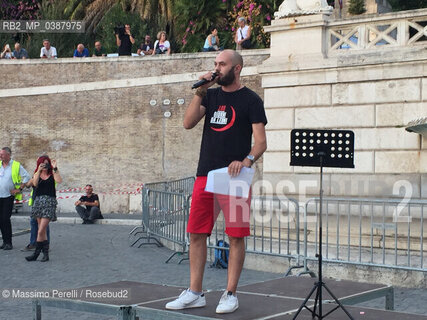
[[34, 175, 56, 198], [139, 43, 152, 52], [79, 194, 101, 211], [118, 34, 133, 56], [196, 86, 267, 176]]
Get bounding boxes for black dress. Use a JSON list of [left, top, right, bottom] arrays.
[[31, 175, 57, 221]]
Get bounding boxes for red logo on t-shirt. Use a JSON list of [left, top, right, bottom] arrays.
[[210, 105, 236, 132]]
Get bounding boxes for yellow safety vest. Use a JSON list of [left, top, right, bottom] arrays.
[[0, 160, 23, 201], [29, 188, 34, 206]]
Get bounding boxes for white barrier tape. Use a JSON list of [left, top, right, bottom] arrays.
[[18, 183, 143, 197], [55, 183, 143, 194], [14, 188, 142, 204], [57, 187, 84, 193]]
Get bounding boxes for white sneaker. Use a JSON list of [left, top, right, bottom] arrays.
[[165, 289, 206, 310], [216, 290, 239, 314]]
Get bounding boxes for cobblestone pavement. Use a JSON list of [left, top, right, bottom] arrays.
[[0, 221, 426, 319]]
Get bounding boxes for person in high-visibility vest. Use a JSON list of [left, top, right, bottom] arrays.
[[0, 147, 31, 250], [25, 155, 62, 262]]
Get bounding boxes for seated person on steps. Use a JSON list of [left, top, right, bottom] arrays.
[[75, 184, 103, 224]]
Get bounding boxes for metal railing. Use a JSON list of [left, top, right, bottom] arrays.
[[131, 176, 304, 267], [143, 176, 195, 194], [129, 177, 194, 262], [208, 196, 303, 270], [302, 197, 427, 273], [32, 299, 135, 320], [131, 176, 427, 275]]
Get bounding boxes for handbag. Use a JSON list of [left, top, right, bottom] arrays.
[[240, 29, 251, 49], [155, 42, 165, 54], [241, 39, 252, 49]]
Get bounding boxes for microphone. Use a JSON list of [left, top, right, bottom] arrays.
[[192, 72, 218, 89]]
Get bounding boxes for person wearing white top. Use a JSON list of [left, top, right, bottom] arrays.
[[235, 17, 251, 50], [152, 31, 171, 55], [1, 44, 13, 59], [40, 39, 57, 59]]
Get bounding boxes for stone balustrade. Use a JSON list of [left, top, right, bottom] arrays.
[[327, 9, 427, 53]]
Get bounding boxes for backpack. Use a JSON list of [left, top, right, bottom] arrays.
[[210, 240, 229, 269]]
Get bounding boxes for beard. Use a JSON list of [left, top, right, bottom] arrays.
[[217, 66, 236, 86]]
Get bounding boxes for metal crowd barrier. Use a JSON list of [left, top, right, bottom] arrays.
[[130, 176, 304, 268], [143, 176, 195, 194], [301, 197, 427, 274], [32, 299, 134, 320], [129, 177, 194, 262], [208, 196, 303, 271], [131, 176, 426, 275]]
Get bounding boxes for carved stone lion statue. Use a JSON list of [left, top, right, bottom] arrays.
[[274, 0, 333, 18]]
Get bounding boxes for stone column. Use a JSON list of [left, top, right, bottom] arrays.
[[264, 13, 331, 59]]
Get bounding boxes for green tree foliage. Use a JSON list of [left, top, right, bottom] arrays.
[[25, 0, 88, 57], [0, 0, 281, 57], [173, 0, 227, 52], [348, 0, 366, 15], [388, 0, 427, 11], [0, 0, 89, 58], [65, 0, 175, 52], [95, 3, 149, 54], [228, 0, 279, 49], [173, 0, 280, 52]]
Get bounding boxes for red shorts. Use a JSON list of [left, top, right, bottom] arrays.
[[187, 176, 251, 238]]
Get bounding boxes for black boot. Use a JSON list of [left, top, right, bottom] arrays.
[[25, 241, 43, 261], [40, 241, 49, 262]]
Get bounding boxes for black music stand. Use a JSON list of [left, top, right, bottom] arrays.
[[290, 129, 355, 320]]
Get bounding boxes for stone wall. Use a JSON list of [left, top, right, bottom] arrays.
[[0, 51, 269, 213], [262, 10, 427, 200], [1, 9, 427, 214]]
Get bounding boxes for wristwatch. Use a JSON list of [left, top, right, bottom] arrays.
[[246, 155, 255, 166]]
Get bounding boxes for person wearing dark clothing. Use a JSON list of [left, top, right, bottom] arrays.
[[0, 147, 31, 250], [116, 24, 135, 56], [137, 35, 153, 56], [92, 41, 107, 57], [165, 50, 267, 314], [25, 155, 62, 262], [75, 184, 103, 224], [21, 217, 50, 251]]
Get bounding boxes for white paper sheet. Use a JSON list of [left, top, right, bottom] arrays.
[[205, 167, 255, 198]]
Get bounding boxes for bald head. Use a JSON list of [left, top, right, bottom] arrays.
[[218, 49, 243, 72]]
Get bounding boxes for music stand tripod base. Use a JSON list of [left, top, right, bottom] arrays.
[[290, 129, 355, 320]]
